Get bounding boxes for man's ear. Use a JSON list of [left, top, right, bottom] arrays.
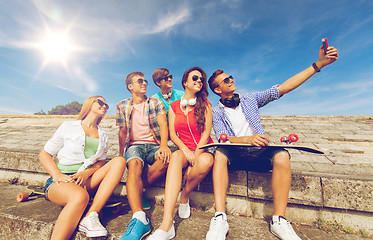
[[155, 81, 161, 87], [128, 83, 133, 92], [214, 86, 222, 95]]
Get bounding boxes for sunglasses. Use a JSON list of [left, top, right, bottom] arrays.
[[94, 99, 109, 109], [160, 75, 172, 81], [215, 75, 233, 89], [192, 75, 205, 82], [133, 78, 148, 85]]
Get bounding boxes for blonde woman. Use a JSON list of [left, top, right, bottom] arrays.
[[39, 96, 126, 240]]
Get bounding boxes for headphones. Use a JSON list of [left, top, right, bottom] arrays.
[[180, 98, 197, 108], [162, 92, 172, 100], [220, 93, 240, 108]]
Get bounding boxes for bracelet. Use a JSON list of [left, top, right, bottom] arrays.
[[312, 62, 320, 72]]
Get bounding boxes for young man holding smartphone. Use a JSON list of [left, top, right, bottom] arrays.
[[207, 45, 338, 240]]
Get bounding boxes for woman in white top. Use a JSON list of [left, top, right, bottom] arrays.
[[39, 96, 126, 240]]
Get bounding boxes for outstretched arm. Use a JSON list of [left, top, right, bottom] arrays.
[[277, 46, 339, 96]]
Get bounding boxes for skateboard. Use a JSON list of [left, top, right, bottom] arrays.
[[202, 133, 324, 154], [17, 185, 123, 214]]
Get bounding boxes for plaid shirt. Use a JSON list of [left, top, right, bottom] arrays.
[[116, 96, 166, 150], [212, 85, 281, 139]]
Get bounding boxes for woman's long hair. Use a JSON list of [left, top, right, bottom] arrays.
[[181, 67, 209, 132], [77, 96, 105, 125]]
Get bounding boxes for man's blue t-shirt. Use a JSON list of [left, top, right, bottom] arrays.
[[152, 89, 184, 114]]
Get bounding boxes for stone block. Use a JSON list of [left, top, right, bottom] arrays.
[[322, 177, 373, 212], [247, 172, 322, 206]]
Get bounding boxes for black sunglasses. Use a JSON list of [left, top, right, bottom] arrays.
[[133, 78, 148, 85], [192, 75, 205, 82], [94, 99, 109, 109], [160, 75, 172, 81], [215, 75, 233, 89]]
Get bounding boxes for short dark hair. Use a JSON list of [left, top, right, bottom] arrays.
[[152, 68, 169, 87], [125, 71, 144, 92], [208, 69, 224, 94]]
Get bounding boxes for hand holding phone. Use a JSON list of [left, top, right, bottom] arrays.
[[322, 38, 328, 55]]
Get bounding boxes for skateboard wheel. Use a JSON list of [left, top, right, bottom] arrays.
[[112, 204, 122, 214], [220, 133, 228, 142], [289, 134, 299, 142], [280, 136, 289, 143], [17, 192, 29, 202]]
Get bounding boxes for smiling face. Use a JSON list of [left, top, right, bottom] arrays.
[[158, 74, 173, 90], [184, 70, 204, 93], [91, 97, 108, 116], [213, 72, 236, 95], [129, 75, 148, 95]]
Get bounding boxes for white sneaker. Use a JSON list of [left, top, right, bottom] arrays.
[[178, 200, 190, 219], [78, 212, 108, 237], [206, 214, 229, 240], [147, 224, 175, 240], [270, 216, 302, 240]]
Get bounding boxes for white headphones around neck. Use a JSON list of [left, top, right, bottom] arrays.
[[162, 92, 172, 100], [180, 98, 197, 107]]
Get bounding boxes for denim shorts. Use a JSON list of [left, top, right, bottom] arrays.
[[124, 143, 160, 165], [216, 146, 290, 172], [43, 173, 75, 200]]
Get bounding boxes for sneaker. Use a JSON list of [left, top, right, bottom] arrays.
[[270, 216, 302, 240], [119, 218, 151, 240], [206, 214, 229, 240], [78, 212, 108, 237], [142, 191, 151, 210], [178, 199, 190, 219], [147, 223, 175, 240]]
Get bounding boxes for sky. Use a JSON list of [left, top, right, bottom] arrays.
[[0, 0, 372, 116]]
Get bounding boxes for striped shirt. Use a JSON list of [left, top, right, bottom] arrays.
[[212, 85, 281, 139], [116, 96, 166, 150]]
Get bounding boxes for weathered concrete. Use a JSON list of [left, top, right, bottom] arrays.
[[0, 115, 373, 236], [0, 183, 369, 240]]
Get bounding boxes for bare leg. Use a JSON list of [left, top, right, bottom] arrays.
[[48, 183, 90, 240], [213, 151, 229, 213], [142, 158, 168, 188], [126, 158, 145, 213], [180, 152, 214, 204], [158, 150, 189, 231], [85, 156, 126, 214], [271, 151, 291, 216]]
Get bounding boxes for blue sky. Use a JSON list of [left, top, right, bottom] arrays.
[[0, 0, 372, 116]]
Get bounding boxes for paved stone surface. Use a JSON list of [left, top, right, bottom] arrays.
[[0, 183, 369, 240], [0, 115, 372, 236]]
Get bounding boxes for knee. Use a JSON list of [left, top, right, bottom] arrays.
[[71, 189, 90, 206], [214, 152, 228, 166], [169, 151, 184, 166], [127, 159, 143, 176], [198, 154, 214, 173], [273, 151, 291, 170], [111, 156, 127, 170]]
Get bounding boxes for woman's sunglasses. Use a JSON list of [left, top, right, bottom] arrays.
[[94, 99, 109, 109], [192, 75, 205, 82]]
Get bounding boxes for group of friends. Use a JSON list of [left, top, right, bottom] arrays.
[[39, 45, 338, 240]]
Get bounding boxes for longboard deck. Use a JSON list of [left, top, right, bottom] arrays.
[[18, 185, 123, 208], [200, 143, 324, 154]]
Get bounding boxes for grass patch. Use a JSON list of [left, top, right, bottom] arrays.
[[314, 218, 372, 238]]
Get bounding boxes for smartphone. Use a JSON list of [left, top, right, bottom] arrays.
[[322, 38, 328, 54]]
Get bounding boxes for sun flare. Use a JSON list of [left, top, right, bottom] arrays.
[[41, 32, 73, 64]]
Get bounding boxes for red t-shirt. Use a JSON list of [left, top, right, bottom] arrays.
[[170, 99, 213, 151]]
